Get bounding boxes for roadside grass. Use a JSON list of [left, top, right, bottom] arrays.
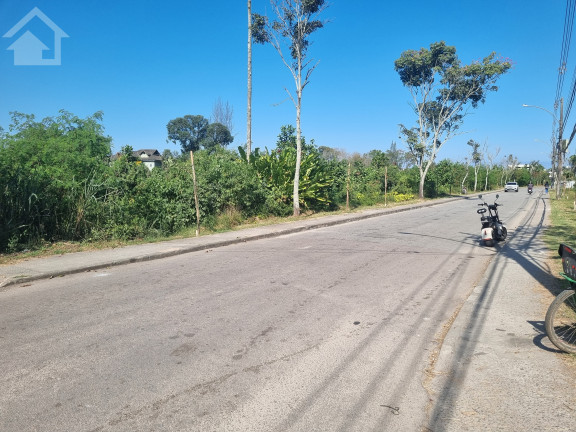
[[0, 196, 427, 265], [544, 190, 576, 363], [543, 190, 576, 290], [544, 191, 576, 253], [540, 192, 575, 308]]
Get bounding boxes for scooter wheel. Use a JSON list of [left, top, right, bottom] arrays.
[[484, 239, 494, 247]]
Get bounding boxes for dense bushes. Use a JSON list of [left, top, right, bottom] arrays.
[[0, 111, 112, 250], [1, 111, 536, 253]]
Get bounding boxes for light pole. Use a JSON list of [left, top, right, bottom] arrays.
[[522, 103, 558, 122], [522, 100, 564, 197]]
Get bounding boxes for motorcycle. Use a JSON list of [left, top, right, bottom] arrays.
[[477, 194, 507, 247], [528, 185, 533, 194]]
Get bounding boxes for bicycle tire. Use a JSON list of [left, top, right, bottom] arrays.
[[545, 289, 576, 354]]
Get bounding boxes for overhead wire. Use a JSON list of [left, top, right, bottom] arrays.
[[555, 0, 575, 108], [556, 0, 576, 144]]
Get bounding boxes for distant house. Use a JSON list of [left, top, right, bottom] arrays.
[[134, 149, 163, 170], [111, 149, 163, 170]]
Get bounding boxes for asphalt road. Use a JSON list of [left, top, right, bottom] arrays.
[[0, 192, 535, 431]]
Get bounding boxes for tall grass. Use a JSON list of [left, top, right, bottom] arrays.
[[545, 191, 576, 251]]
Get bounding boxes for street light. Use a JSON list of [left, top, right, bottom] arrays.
[[521, 104, 558, 123]]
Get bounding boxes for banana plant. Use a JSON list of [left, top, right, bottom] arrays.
[[241, 146, 333, 210]]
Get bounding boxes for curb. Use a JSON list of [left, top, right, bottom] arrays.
[[0, 197, 462, 289]]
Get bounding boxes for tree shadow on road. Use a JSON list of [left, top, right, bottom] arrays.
[[426, 196, 560, 430]]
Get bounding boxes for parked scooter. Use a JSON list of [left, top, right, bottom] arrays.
[[477, 194, 507, 247]]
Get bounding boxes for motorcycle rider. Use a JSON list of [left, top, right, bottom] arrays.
[[528, 181, 533, 193]]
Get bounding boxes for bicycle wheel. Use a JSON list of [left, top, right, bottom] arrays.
[[545, 289, 576, 354]]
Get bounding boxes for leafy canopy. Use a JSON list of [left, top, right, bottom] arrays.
[[202, 122, 234, 153], [252, 0, 325, 64], [394, 41, 512, 198], [167, 115, 208, 153], [167, 115, 233, 153], [394, 41, 512, 109], [275, 124, 315, 154]]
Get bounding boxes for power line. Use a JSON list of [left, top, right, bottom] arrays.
[[555, 0, 576, 108]]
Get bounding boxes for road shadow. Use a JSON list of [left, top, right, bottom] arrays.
[[426, 195, 562, 430], [527, 320, 565, 353], [495, 196, 561, 292]]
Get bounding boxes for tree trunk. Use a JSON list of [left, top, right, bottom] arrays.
[[473, 166, 479, 191], [418, 161, 432, 199], [246, 0, 252, 162], [293, 86, 302, 216], [418, 168, 425, 199], [461, 171, 469, 193]]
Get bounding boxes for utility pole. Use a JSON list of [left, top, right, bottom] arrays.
[[556, 98, 564, 198], [246, 0, 252, 162]]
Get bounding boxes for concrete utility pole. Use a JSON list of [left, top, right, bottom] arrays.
[[556, 98, 564, 198], [246, 0, 252, 162]]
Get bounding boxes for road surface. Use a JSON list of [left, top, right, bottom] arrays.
[[1, 192, 537, 431]]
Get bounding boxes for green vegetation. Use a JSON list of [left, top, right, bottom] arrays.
[[252, 0, 328, 216], [546, 191, 576, 251], [0, 109, 549, 255], [544, 192, 576, 303], [394, 41, 512, 198], [1, 111, 111, 252]]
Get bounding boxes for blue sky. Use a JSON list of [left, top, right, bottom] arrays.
[[0, 0, 569, 166]]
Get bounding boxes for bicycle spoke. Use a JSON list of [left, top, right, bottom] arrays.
[[545, 289, 576, 354]]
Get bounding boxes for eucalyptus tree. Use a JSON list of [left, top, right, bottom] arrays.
[[394, 41, 512, 198], [468, 139, 481, 191], [252, 0, 328, 216], [483, 143, 500, 191], [528, 160, 545, 183], [501, 154, 519, 184], [461, 157, 470, 194]]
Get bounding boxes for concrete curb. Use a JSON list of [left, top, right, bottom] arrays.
[[0, 197, 463, 289]]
